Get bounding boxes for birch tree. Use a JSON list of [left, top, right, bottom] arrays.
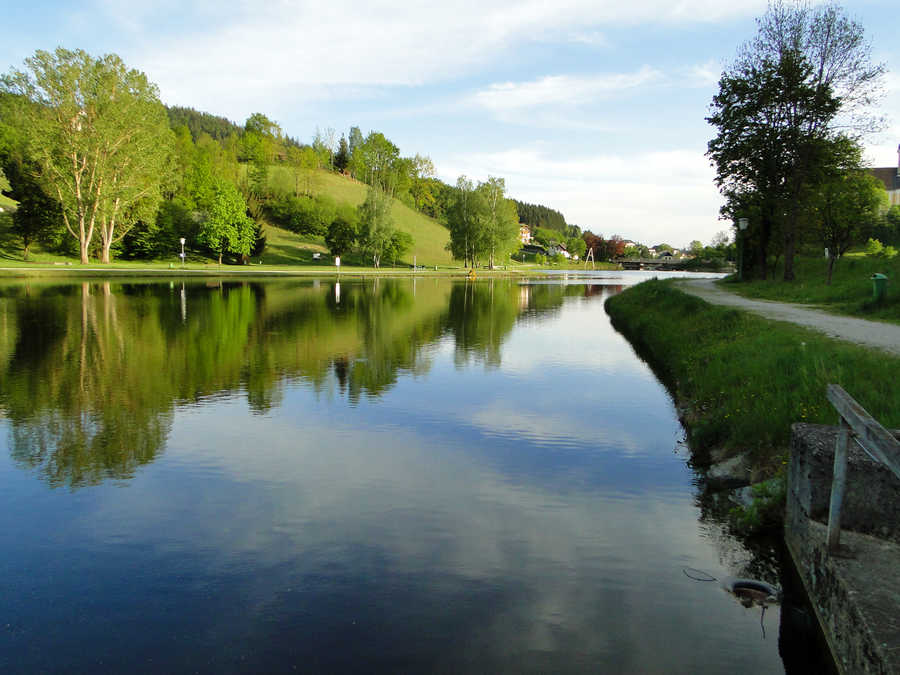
[[477, 176, 519, 269], [1, 48, 174, 263]]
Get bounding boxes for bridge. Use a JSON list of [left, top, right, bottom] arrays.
[[616, 257, 689, 270]]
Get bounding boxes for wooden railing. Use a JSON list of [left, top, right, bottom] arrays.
[[826, 384, 900, 552]]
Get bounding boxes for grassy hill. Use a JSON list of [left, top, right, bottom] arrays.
[[0, 167, 457, 268], [265, 167, 454, 267]]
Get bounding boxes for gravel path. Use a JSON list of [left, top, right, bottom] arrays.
[[675, 278, 900, 357]]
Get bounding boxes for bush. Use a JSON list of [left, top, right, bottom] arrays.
[[865, 238, 884, 256]]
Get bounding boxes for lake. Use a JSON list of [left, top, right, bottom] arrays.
[[0, 272, 828, 673]]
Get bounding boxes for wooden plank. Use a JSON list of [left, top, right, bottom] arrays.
[[826, 384, 900, 480], [827, 419, 850, 552]]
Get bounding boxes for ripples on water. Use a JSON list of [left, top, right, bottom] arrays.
[[0, 273, 827, 673]]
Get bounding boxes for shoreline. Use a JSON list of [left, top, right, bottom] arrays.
[[0, 263, 623, 280], [604, 278, 900, 531]]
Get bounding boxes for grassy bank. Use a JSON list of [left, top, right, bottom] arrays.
[[605, 279, 900, 476], [726, 254, 900, 324]]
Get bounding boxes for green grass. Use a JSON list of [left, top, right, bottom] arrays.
[[257, 222, 328, 266], [605, 279, 900, 477], [0, 167, 456, 268], [0, 206, 77, 265], [265, 167, 455, 267], [726, 252, 900, 324]]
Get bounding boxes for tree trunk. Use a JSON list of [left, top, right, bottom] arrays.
[[783, 232, 796, 281], [826, 253, 835, 285]]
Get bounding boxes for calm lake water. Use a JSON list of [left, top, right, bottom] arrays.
[[0, 272, 827, 673]]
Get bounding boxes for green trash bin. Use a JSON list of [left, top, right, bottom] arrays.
[[871, 273, 888, 302]]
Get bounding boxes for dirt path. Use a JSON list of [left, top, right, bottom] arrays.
[[675, 278, 900, 357]]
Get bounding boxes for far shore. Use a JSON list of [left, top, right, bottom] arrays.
[[0, 261, 622, 279]]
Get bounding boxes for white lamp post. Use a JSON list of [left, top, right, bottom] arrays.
[[179, 237, 186, 268]]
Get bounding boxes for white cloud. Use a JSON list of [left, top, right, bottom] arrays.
[[98, 0, 763, 114], [440, 146, 723, 245], [470, 67, 662, 112], [683, 60, 723, 88]]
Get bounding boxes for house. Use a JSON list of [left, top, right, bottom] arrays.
[[521, 243, 547, 256], [519, 223, 533, 245], [547, 243, 571, 259], [870, 150, 900, 206]]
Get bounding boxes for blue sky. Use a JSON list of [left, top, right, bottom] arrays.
[[3, 0, 899, 246]]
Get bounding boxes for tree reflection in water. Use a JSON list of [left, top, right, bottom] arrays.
[[0, 278, 572, 488]]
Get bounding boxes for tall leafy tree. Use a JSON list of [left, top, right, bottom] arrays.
[[325, 209, 357, 258], [814, 141, 887, 283], [708, 50, 838, 280], [357, 186, 395, 267], [446, 175, 485, 268], [198, 177, 255, 264], [347, 126, 364, 158], [477, 176, 519, 269], [10, 169, 64, 258], [334, 135, 349, 173], [1, 48, 175, 263], [708, 1, 884, 280]]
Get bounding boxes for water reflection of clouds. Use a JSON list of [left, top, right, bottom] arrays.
[[503, 297, 661, 378], [74, 401, 777, 671]]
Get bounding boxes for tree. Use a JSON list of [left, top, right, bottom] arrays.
[[384, 230, 413, 266], [347, 126, 364, 157], [1, 126, 66, 257], [708, 1, 884, 281], [567, 237, 587, 259], [244, 112, 281, 139], [477, 176, 519, 269], [325, 209, 357, 258], [605, 235, 626, 260], [287, 145, 318, 196], [711, 230, 732, 249], [708, 49, 839, 279], [815, 158, 886, 283], [11, 176, 64, 258], [356, 131, 401, 194], [582, 232, 604, 261], [357, 186, 394, 267], [446, 175, 485, 268], [2, 48, 175, 263], [334, 135, 349, 173], [198, 177, 255, 264]]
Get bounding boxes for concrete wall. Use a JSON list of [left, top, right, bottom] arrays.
[[789, 424, 900, 544], [786, 423, 900, 675]]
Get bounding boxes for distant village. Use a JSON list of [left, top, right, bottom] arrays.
[[517, 223, 691, 263]]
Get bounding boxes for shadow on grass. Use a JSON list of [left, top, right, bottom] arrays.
[[0, 212, 24, 261]]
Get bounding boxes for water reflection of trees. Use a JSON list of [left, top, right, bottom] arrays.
[[0, 278, 577, 487], [2, 284, 177, 488]]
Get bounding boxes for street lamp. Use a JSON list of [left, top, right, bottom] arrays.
[[179, 237, 186, 268], [737, 218, 749, 281]]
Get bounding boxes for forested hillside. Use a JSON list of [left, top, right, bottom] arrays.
[[0, 47, 570, 268]]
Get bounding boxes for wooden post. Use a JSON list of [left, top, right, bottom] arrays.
[[824, 383, 900, 554], [827, 418, 850, 552]]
